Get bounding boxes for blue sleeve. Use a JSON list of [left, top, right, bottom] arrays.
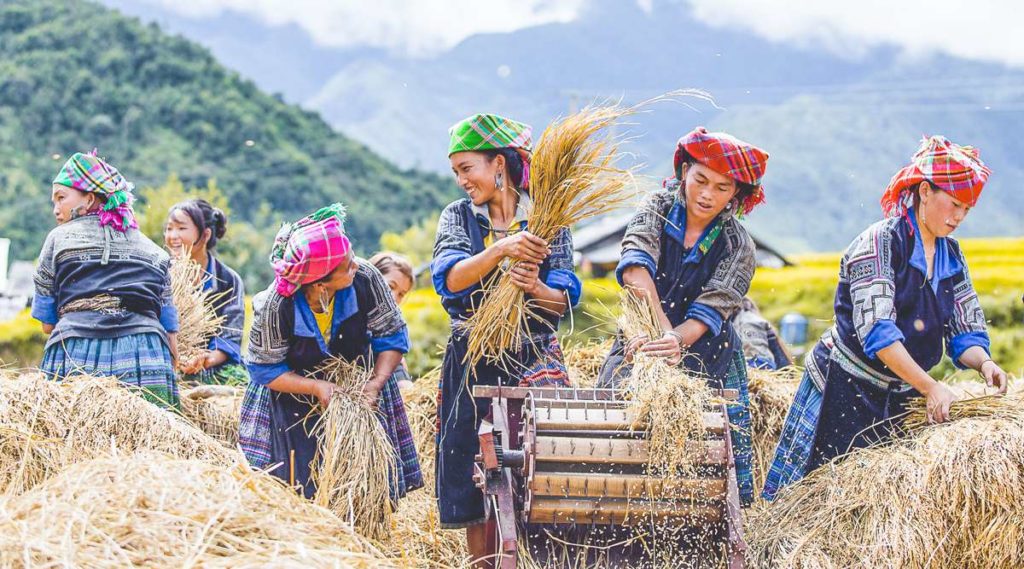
[[31, 294, 58, 325], [430, 250, 474, 299], [863, 319, 905, 359], [948, 331, 990, 369], [209, 336, 242, 365], [544, 268, 582, 307], [615, 249, 656, 286], [685, 302, 724, 337], [246, 361, 291, 386], [160, 304, 180, 333], [371, 326, 410, 355]]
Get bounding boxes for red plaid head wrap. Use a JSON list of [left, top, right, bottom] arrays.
[[270, 203, 352, 297], [673, 127, 769, 215], [881, 135, 990, 218]]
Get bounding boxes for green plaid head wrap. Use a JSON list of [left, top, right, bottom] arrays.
[[52, 150, 137, 232], [447, 114, 533, 156]]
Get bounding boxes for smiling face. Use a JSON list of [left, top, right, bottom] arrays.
[[164, 208, 208, 259], [680, 162, 739, 224], [51, 184, 98, 225], [918, 183, 971, 238], [449, 151, 504, 206]]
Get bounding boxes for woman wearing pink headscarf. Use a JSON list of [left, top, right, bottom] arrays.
[[238, 204, 422, 501]]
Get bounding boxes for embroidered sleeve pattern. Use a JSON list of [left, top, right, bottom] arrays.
[[246, 289, 290, 365], [620, 191, 674, 261], [841, 219, 899, 345], [694, 220, 756, 319]]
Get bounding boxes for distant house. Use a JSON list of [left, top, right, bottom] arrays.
[[573, 212, 792, 277]]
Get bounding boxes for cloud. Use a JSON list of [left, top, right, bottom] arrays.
[[135, 0, 586, 55], [687, 0, 1024, 67]]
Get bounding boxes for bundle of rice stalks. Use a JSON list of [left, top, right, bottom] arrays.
[[746, 366, 802, 494], [62, 375, 238, 465], [170, 255, 227, 365], [180, 384, 244, 446], [0, 452, 398, 568], [901, 390, 1024, 432], [464, 103, 639, 368], [748, 394, 1024, 568], [617, 288, 715, 477], [562, 338, 613, 387], [0, 372, 237, 496], [311, 357, 397, 542]]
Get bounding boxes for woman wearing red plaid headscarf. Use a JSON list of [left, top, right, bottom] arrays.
[[762, 136, 1009, 501], [597, 126, 770, 505], [239, 204, 423, 503]]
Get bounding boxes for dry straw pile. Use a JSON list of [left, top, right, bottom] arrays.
[[180, 384, 244, 446], [310, 358, 397, 542], [0, 372, 236, 496], [748, 390, 1024, 568], [464, 103, 638, 368], [0, 452, 396, 568], [169, 256, 227, 364]]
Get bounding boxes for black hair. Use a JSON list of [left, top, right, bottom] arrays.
[[168, 198, 227, 250], [911, 180, 940, 210], [675, 149, 757, 208], [481, 147, 525, 189]]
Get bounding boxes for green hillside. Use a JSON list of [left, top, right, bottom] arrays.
[[0, 0, 454, 287]]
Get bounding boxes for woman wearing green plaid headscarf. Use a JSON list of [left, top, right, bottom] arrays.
[[431, 114, 582, 560], [33, 151, 180, 408]]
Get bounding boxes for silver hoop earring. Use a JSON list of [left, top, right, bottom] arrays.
[[495, 172, 504, 191]]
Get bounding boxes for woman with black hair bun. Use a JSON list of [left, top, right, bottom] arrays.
[[164, 198, 249, 385]]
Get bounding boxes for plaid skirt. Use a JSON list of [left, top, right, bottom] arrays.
[[724, 349, 754, 506], [238, 367, 423, 501], [40, 333, 178, 409], [182, 362, 251, 386], [761, 370, 822, 501]]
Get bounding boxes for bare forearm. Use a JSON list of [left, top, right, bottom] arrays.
[[369, 350, 403, 392], [528, 281, 569, 316], [876, 342, 937, 394], [267, 370, 324, 396], [446, 246, 505, 294], [167, 333, 179, 366], [673, 319, 710, 348], [958, 345, 992, 371]]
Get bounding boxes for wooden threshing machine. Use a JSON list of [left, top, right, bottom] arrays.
[[472, 385, 746, 568]]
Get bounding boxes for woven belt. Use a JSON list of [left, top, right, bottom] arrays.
[[58, 294, 126, 317]]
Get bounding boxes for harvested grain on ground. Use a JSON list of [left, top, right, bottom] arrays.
[[180, 384, 243, 446], [0, 452, 398, 568], [311, 357, 397, 542], [748, 394, 1024, 568], [0, 373, 237, 496]]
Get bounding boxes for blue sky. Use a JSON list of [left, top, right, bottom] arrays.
[[117, 0, 1022, 65]]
